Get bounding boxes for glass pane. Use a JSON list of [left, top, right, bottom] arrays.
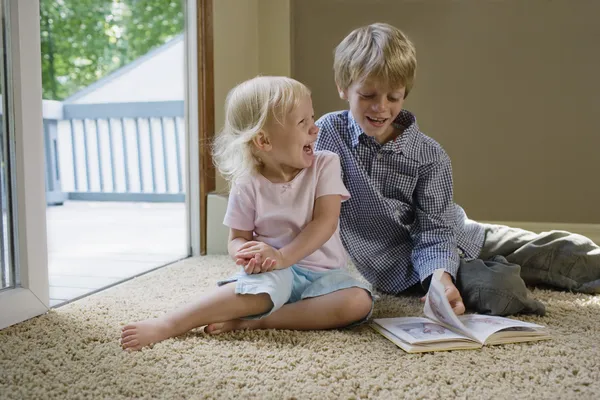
[[0, 0, 14, 291], [41, 0, 187, 306]]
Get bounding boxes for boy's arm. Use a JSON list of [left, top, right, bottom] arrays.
[[315, 113, 338, 152], [411, 153, 465, 314]]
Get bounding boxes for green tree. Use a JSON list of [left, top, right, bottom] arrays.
[[40, 0, 183, 101]]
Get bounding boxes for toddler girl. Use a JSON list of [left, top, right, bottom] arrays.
[[121, 76, 373, 351]]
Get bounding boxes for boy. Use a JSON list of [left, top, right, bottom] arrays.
[[206, 24, 599, 335], [314, 22, 600, 316]]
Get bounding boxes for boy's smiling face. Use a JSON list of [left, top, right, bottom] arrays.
[[340, 77, 406, 145]]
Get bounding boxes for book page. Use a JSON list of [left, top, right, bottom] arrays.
[[457, 314, 546, 344], [423, 269, 476, 341], [373, 317, 473, 345], [372, 268, 550, 352], [370, 324, 482, 353]]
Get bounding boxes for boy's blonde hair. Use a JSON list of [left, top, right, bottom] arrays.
[[334, 23, 416, 97], [212, 76, 311, 185]]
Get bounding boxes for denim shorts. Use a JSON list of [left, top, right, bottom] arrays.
[[217, 265, 374, 326]]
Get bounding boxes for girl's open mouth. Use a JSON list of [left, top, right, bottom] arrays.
[[303, 144, 313, 155]]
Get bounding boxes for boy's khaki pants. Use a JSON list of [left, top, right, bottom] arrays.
[[456, 224, 600, 316]]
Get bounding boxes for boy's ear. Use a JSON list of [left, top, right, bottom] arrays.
[[336, 84, 347, 101], [252, 131, 272, 151]]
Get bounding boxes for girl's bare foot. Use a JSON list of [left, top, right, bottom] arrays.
[[120, 318, 175, 351], [205, 319, 258, 334]]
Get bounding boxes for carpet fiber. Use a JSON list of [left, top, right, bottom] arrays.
[[1, 256, 599, 399]]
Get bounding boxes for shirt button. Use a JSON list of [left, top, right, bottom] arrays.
[[377, 153, 383, 160]]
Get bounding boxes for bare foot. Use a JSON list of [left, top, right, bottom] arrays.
[[205, 319, 258, 334], [120, 318, 175, 351]]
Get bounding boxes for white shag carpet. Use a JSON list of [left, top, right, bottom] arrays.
[[1, 255, 599, 399]]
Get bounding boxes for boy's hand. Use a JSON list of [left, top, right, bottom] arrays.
[[439, 272, 465, 315], [421, 272, 466, 315], [235, 241, 283, 274]]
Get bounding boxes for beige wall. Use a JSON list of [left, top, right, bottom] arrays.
[[258, 0, 291, 76], [212, 0, 291, 193], [292, 0, 600, 224]]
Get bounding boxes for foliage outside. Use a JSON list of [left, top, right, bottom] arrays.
[[40, 0, 184, 101]]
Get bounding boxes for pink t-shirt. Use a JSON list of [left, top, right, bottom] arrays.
[[223, 150, 350, 271]]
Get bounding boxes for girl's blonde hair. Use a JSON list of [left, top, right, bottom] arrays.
[[212, 76, 311, 186]]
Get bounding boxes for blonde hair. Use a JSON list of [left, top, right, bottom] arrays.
[[334, 23, 417, 97], [212, 76, 311, 186]]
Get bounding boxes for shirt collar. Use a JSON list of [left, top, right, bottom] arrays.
[[347, 110, 422, 161]]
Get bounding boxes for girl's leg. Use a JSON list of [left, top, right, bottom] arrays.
[[479, 223, 600, 293], [206, 287, 372, 334], [121, 283, 272, 350]]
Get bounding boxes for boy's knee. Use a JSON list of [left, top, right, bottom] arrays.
[[518, 231, 600, 292], [457, 256, 523, 291], [457, 257, 545, 316]]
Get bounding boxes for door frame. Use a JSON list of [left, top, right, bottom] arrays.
[[1, 0, 216, 329], [0, 0, 49, 330], [186, 0, 214, 256]]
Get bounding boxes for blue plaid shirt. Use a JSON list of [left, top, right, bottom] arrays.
[[315, 110, 485, 294]]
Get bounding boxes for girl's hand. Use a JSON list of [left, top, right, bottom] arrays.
[[235, 241, 283, 274]]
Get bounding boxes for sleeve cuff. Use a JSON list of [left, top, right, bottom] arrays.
[[416, 254, 460, 289]]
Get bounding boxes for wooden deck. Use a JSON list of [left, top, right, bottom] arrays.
[[45, 203, 600, 308], [47, 201, 187, 307]]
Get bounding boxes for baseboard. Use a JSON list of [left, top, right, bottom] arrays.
[[481, 221, 600, 245], [206, 194, 600, 255], [206, 193, 229, 254]]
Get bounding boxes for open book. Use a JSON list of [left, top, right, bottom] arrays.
[[371, 269, 551, 353]]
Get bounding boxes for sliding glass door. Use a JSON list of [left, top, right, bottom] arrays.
[[0, 0, 49, 329], [0, 0, 203, 328]]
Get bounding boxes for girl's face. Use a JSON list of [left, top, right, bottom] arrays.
[[257, 95, 319, 182], [340, 77, 406, 145]]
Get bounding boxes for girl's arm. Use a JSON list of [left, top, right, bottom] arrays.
[[278, 194, 342, 268], [235, 194, 342, 270], [230, 228, 271, 274], [228, 228, 253, 260], [235, 153, 348, 271]]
